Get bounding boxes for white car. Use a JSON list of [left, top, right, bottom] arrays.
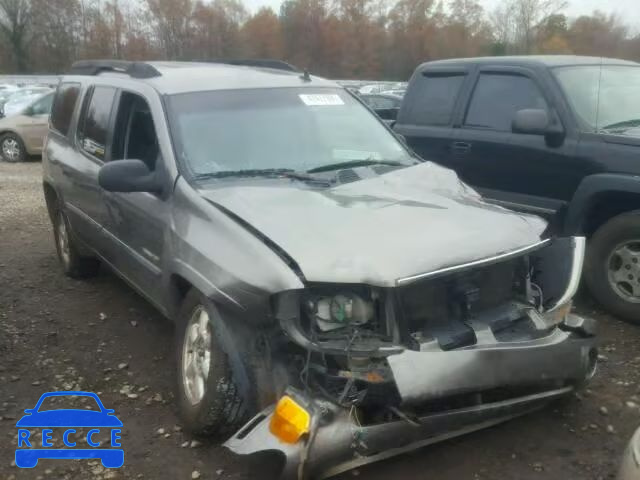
[[1, 88, 52, 118], [619, 427, 640, 479]]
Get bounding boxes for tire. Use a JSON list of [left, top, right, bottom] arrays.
[[52, 209, 100, 279], [0, 133, 26, 162], [585, 211, 640, 323], [175, 290, 249, 437]]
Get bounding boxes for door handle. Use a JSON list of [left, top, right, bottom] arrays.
[[451, 141, 472, 155]]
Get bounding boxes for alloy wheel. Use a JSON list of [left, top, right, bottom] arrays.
[[608, 241, 640, 303], [182, 306, 212, 405]]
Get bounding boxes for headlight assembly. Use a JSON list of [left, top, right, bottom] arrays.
[[309, 292, 374, 332]]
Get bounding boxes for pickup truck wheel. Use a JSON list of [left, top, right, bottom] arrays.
[[0, 133, 26, 162], [585, 212, 640, 323], [176, 291, 248, 436], [53, 210, 100, 278]]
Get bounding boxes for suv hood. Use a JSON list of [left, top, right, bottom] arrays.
[[199, 162, 547, 287]]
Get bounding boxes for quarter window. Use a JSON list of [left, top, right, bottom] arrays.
[[50, 83, 81, 136], [77, 86, 117, 160], [401, 74, 466, 126], [465, 73, 548, 131]]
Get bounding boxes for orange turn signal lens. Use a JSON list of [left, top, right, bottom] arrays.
[[269, 395, 311, 444]]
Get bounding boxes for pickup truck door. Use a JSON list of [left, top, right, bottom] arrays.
[[395, 67, 471, 167], [451, 66, 582, 216]]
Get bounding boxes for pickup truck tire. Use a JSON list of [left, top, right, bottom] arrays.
[[53, 210, 101, 278], [585, 212, 640, 323], [176, 290, 248, 436]]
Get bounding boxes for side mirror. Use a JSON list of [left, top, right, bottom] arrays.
[[512, 109, 550, 135], [98, 160, 161, 194]]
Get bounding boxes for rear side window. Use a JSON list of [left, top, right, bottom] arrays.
[[77, 86, 117, 160], [465, 73, 548, 131], [401, 73, 465, 126], [50, 83, 81, 136]]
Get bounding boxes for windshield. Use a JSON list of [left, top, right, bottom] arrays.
[[166, 87, 413, 177], [37, 395, 101, 412], [553, 65, 640, 135]]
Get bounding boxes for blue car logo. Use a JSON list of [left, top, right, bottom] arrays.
[[15, 391, 123, 468]]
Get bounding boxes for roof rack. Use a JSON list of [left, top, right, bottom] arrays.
[[69, 60, 161, 79], [213, 59, 299, 72]]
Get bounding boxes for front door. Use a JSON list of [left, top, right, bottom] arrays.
[[18, 93, 54, 154], [452, 68, 581, 215], [101, 91, 167, 307]]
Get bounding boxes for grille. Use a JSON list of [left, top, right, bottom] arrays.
[[398, 257, 520, 349]]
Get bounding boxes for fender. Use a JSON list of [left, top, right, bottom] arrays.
[[168, 260, 246, 316], [564, 174, 640, 235]]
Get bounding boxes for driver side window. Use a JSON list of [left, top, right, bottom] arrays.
[[111, 92, 159, 171]]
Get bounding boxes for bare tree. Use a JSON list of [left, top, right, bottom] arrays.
[[0, 0, 31, 72], [511, 0, 567, 53]]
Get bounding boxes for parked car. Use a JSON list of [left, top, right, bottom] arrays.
[[619, 426, 640, 479], [396, 55, 640, 323], [0, 86, 52, 118], [43, 60, 596, 479], [358, 83, 388, 94], [380, 89, 406, 97], [360, 93, 403, 122], [0, 91, 54, 162], [2, 87, 52, 118]]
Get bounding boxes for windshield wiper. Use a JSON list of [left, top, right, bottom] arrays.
[[600, 119, 640, 131], [307, 159, 413, 174], [194, 168, 334, 186]]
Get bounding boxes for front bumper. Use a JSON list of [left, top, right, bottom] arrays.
[[225, 318, 596, 479]]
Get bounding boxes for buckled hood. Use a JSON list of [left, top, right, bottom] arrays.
[[199, 162, 547, 287]]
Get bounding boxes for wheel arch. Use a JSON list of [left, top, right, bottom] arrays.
[[564, 174, 640, 236], [42, 181, 59, 223]]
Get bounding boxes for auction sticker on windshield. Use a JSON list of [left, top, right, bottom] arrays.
[[299, 94, 344, 106], [15, 391, 124, 469]]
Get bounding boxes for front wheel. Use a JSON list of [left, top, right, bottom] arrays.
[[585, 212, 640, 323], [176, 291, 249, 436], [0, 133, 26, 162]]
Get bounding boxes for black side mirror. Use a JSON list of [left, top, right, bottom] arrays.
[[98, 160, 161, 194]]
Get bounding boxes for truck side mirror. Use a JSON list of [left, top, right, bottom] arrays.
[[512, 109, 550, 135]]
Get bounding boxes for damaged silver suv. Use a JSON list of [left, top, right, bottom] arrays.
[[43, 60, 597, 479]]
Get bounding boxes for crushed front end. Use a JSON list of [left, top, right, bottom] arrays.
[[225, 237, 597, 479]]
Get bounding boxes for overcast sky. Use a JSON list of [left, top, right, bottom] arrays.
[[241, 0, 640, 31]]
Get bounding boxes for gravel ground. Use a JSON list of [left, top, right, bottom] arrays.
[[1, 161, 640, 480]]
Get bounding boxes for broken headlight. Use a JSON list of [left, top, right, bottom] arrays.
[[307, 292, 374, 332]]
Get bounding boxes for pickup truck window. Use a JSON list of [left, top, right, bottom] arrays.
[[402, 74, 465, 126], [465, 73, 548, 132], [554, 65, 640, 135]]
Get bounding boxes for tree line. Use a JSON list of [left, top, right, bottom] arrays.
[[1, 0, 639, 80]]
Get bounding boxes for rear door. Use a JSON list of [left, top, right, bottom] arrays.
[[453, 67, 580, 215], [57, 85, 118, 253], [395, 67, 470, 165]]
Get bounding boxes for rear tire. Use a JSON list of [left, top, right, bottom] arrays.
[[585, 212, 640, 323], [0, 133, 26, 162], [176, 290, 249, 437], [52, 209, 100, 279]]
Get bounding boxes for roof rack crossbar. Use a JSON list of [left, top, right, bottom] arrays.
[[69, 60, 161, 79], [212, 59, 300, 72]]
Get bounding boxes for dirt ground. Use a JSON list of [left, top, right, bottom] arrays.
[[1, 161, 640, 480]]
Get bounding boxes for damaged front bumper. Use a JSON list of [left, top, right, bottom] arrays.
[[225, 315, 597, 479]]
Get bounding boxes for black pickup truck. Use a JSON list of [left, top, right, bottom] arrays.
[[395, 55, 640, 322]]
